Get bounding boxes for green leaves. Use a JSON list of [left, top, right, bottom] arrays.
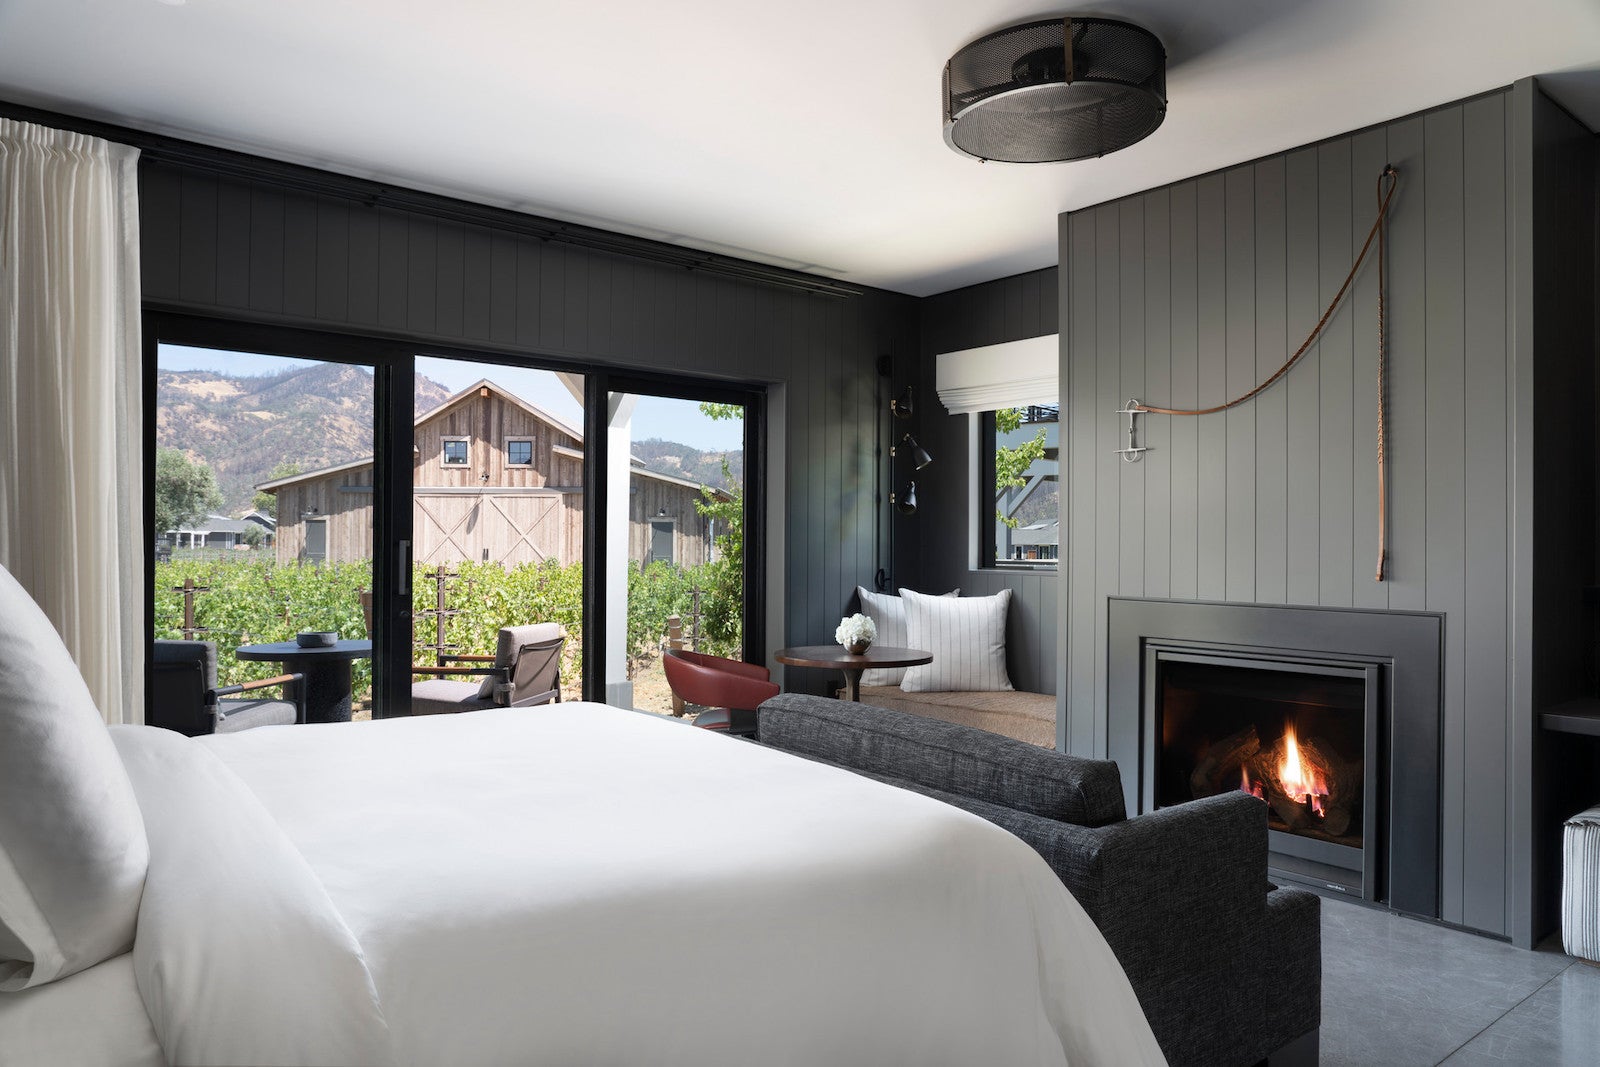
[[155, 546, 746, 703], [154, 447, 223, 535], [993, 408, 1046, 530], [155, 557, 374, 693]]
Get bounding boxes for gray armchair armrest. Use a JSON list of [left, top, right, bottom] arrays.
[[210, 670, 307, 725]]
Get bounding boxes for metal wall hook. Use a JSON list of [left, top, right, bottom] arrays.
[[1114, 398, 1149, 462]]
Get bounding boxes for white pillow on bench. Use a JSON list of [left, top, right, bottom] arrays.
[[900, 587, 1014, 693], [854, 586, 957, 687]]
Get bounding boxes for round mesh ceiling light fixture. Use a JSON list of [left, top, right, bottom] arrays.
[[943, 16, 1167, 163]]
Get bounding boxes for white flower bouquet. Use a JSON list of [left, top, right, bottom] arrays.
[[835, 613, 877, 654]]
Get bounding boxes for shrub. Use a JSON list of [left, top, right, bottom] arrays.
[[154, 554, 742, 698]]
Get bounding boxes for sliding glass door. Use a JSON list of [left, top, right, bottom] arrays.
[[148, 315, 765, 720], [408, 355, 587, 700], [147, 319, 401, 721], [599, 379, 762, 719]]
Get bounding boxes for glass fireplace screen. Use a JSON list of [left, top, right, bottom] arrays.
[[1155, 653, 1370, 851]]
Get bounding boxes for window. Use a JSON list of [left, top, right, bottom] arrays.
[[441, 436, 469, 466], [506, 437, 533, 466], [981, 404, 1059, 566]]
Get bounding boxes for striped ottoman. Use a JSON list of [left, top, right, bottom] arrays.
[[1563, 805, 1600, 962]]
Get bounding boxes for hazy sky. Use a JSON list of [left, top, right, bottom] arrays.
[[157, 344, 744, 451]]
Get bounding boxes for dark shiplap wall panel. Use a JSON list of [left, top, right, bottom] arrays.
[[911, 267, 1060, 696], [1528, 90, 1599, 941], [1061, 91, 1522, 936], [139, 163, 918, 680]]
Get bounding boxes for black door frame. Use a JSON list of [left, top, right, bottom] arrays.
[[144, 311, 770, 712], [587, 369, 768, 696], [143, 312, 415, 718]]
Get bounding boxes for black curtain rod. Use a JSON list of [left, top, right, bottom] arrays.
[[0, 98, 864, 300]]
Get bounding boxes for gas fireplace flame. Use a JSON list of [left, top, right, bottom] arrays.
[[1277, 722, 1328, 816], [1237, 722, 1329, 816]]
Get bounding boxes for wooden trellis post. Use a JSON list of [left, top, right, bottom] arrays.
[[172, 577, 211, 640], [412, 566, 462, 666]]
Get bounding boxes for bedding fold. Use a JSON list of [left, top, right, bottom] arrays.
[[111, 725, 395, 1067]]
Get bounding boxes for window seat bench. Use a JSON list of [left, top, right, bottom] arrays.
[[840, 685, 1057, 749]]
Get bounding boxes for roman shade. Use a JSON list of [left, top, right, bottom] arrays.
[[935, 334, 1058, 415]]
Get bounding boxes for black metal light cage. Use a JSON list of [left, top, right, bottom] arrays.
[[943, 16, 1167, 164]]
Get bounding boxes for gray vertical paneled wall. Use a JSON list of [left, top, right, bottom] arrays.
[[139, 162, 919, 682], [1061, 87, 1542, 940], [910, 269, 1059, 695]]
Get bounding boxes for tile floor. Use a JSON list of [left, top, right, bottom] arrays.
[[1322, 898, 1600, 1065]]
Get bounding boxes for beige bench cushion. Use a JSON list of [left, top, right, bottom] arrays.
[[843, 686, 1056, 749]]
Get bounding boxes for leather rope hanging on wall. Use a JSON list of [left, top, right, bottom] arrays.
[[1119, 165, 1400, 581]]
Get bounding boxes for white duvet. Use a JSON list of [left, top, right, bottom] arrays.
[[51, 705, 1165, 1066]]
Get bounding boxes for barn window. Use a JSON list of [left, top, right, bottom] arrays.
[[506, 438, 533, 466], [441, 437, 469, 466]]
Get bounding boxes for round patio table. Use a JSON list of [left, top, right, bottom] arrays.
[[775, 645, 932, 704], [235, 639, 372, 724]]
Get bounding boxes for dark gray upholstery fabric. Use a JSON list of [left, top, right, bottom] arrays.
[[757, 693, 1125, 827], [152, 640, 297, 735], [758, 694, 1322, 1067]]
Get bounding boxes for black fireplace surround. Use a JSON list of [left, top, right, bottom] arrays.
[[1108, 598, 1444, 919]]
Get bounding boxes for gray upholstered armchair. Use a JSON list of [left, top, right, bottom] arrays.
[[757, 693, 1321, 1067], [411, 623, 564, 716], [150, 640, 305, 736]]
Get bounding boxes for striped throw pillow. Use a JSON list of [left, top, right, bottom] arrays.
[[899, 588, 1013, 693], [855, 586, 959, 687]]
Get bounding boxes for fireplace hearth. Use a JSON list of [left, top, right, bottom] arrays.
[[1108, 598, 1443, 918]]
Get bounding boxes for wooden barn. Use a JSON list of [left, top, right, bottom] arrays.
[[258, 380, 729, 569]]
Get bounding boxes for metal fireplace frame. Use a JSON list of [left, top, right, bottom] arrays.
[[1107, 597, 1444, 920], [1144, 644, 1383, 901]]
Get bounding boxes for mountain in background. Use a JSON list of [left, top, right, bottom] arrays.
[[631, 438, 742, 492], [157, 363, 742, 513], [156, 364, 452, 513]]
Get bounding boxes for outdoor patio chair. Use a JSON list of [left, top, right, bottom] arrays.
[[410, 623, 564, 715], [662, 649, 778, 738], [150, 639, 305, 736]]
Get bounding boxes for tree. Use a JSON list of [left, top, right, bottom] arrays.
[[253, 461, 300, 516], [239, 523, 267, 550], [694, 462, 744, 656], [693, 401, 746, 656], [994, 407, 1047, 529], [154, 447, 222, 536]]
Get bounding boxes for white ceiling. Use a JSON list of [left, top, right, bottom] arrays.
[[1, 0, 1597, 297]]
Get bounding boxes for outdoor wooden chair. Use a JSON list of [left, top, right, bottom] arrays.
[[410, 623, 564, 715]]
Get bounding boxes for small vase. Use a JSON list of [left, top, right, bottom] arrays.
[[845, 638, 872, 655]]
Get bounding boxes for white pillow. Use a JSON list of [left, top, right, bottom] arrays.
[[0, 564, 148, 990], [854, 586, 959, 687], [899, 587, 1014, 693]]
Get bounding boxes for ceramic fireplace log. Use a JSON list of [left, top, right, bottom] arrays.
[[1189, 724, 1262, 798]]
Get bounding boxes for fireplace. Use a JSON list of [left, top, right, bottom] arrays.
[[1108, 598, 1443, 918], [1152, 649, 1379, 898]]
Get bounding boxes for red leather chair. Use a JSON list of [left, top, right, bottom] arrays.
[[662, 650, 779, 738]]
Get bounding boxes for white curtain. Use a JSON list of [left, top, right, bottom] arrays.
[[0, 119, 144, 726]]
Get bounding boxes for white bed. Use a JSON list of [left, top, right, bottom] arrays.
[[3, 706, 1165, 1066], [0, 566, 1162, 1066]]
